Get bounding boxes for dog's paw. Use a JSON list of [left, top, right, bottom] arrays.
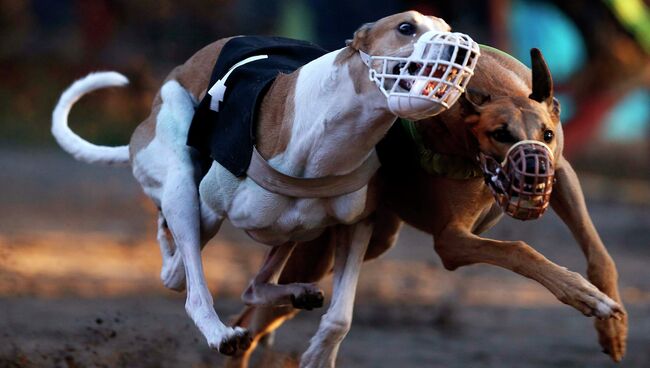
[[595, 309, 628, 362], [556, 272, 624, 320], [290, 284, 324, 311], [214, 327, 252, 356]]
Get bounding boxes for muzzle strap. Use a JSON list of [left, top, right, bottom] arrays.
[[358, 49, 372, 68], [502, 139, 554, 165]]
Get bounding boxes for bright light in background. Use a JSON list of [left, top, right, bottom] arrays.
[[602, 88, 650, 141], [509, 0, 586, 84], [510, 0, 649, 140], [605, 0, 650, 53]]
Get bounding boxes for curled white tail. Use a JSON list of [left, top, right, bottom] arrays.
[[52, 71, 131, 166]]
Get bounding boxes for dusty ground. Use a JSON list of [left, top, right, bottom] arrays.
[[1, 148, 649, 367]]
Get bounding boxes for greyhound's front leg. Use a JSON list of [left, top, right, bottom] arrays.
[[242, 241, 324, 310], [161, 171, 251, 355], [550, 157, 627, 361], [300, 220, 373, 368], [434, 227, 625, 321]]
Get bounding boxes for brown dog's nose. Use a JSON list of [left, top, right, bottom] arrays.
[[525, 156, 540, 173]]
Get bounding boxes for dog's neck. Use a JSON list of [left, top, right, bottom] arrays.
[[415, 108, 479, 161], [259, 47, 395, 178]]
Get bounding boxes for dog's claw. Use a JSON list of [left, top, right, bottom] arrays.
[[237, 331, 253, 350], [595, 307, 627, 363], [217, 328, 252, 356]]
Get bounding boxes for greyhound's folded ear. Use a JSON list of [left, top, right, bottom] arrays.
[[348, 22, 375, 51], [529, 48, 554, 105], [461, 88, 490, 123]]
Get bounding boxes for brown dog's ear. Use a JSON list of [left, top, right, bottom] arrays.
[[464, 88, 490, 109], [550, 96, 561, 119], [529, 48, 554, 104], [461, 88, 490, 123], [347, 22, 374, 50]]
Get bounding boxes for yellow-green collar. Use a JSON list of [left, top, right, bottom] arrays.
[[401, 119, 482, 180]]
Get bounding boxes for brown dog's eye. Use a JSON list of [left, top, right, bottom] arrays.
[[490, 127, 516, 143], [543, 130, 554, 143], [397, 22, 416, 35]]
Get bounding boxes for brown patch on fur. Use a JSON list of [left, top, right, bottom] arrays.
[[255, 72, 298, 159], [333, 47, 356, 66], [348, 11, 448, 55], [169, 37, 235, 99], [129, 38, 235, 157], [128, 103, 159, 162]]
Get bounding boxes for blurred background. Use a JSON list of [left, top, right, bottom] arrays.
[[0, 0, 648, 367]]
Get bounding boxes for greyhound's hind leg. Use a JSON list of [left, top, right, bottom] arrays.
[[154, 79, 250, 355], [158, 213, 186, 291], [158, 200, 224, 292]]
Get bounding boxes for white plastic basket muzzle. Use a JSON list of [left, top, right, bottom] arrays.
[[360, 31, 480, 120]]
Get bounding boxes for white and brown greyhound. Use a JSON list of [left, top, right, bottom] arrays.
[[229, 46, 628, 366], [51, 10, 478, 361]]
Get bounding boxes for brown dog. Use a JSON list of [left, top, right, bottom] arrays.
[[229, 46, 628, 366]]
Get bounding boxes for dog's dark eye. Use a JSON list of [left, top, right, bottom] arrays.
[[397, 22, 416, 35], [543, 130, 554, 143], [490, 128, 516, 143]]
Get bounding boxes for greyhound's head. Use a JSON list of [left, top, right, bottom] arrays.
[[349, 11, 480, 120], [464, 49, 561, 220], [349, 11, 452, 53]]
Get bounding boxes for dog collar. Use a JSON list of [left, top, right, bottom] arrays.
[[246, 147, 380, 198]]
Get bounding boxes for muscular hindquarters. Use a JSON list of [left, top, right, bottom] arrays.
[[129, 38, 234, 159]]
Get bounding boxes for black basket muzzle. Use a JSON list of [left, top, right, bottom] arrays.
[[479, 140, 555, 221]]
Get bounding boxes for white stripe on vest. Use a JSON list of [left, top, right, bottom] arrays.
[[207, 54, 269, 111]]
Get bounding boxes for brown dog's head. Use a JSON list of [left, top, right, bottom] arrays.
[[464, 49, 561, 220]]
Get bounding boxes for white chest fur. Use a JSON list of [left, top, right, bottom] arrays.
[[199, 158, 369, 244]]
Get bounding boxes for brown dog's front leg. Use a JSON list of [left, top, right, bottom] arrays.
[[550, 157, 627, 361], [242, 242, 324, 310], [434, 227, 625, 320]]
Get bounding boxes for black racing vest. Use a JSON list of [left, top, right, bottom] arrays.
[[186, 36, 328, 177]]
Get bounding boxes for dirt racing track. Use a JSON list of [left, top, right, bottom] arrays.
[[1, 149, 649, 367]]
